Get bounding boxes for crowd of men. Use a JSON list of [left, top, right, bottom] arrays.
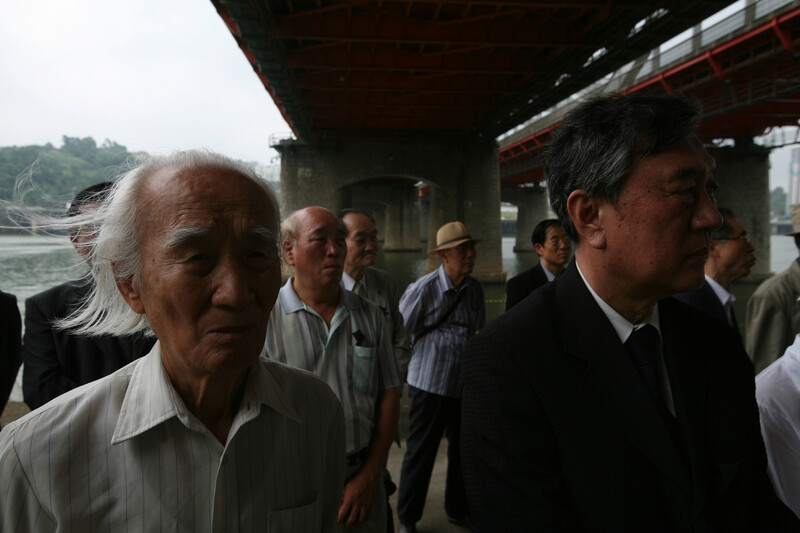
[[3, 92, 800, 532]]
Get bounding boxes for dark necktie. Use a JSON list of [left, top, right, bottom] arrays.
[[625, 324, 687, 465], [625, 324, 662, 408]]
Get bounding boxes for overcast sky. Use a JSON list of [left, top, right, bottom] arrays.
[[1, 0, 290, 165], [1, 0, 796, 187]]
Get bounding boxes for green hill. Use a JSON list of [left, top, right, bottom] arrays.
[[0, 136, 136, 208]]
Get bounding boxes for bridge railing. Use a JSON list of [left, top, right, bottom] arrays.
[[500, 0, 799, 148]]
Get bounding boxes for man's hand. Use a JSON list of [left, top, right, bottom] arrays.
[[337, 466, 379, 526]]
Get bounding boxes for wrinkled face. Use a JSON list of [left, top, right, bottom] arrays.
[[535, 224, 571, 268], [714, 216, 755, 280], [120, 166, 281, 381], [284, 207, 347, 290], [597, 136, 722, 299], [342, 212, 378, 274], [440, 241, 476, 282]]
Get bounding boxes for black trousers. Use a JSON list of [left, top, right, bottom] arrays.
[[397, 386, 469, 525]]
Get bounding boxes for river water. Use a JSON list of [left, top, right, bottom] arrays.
[[2, 233, 797, 323], [1, 233, 796, 402]]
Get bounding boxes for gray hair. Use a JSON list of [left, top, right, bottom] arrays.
[[545, 93, 702, 241], [56, 150, 280, 337]]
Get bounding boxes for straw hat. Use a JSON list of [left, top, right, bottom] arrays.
[[787, 204, 800, 236], [428, 221, 479, 254]]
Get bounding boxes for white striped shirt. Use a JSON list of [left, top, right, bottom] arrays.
[[265, 280, 401, 455], [0, 342, 345, 532], [400, 265, 485, 398]]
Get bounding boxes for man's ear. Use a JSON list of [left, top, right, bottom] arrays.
[[567, 189, 606, 249], [115, 274, 145, 314], [534, 243, 545, 256], [283, 240, 296, 267], [437, 249, 448, 264]]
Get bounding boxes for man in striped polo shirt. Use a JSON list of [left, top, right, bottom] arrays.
[[266, 206, 401, 532], [396, 221, 486, 533]]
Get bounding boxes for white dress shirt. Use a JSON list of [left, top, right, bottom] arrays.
[[0, 342, 345, 532], [757, 334, 800, 518]]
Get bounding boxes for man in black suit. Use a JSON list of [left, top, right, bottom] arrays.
[[0, 290, 21, 418], [674, 207, 754, 337], [461, 94, 799, 531], [505, 219, 571, 310], [22, 183, 154, 409]]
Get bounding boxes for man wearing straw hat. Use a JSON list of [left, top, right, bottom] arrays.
[[747, 203, 800, 373], [396, 221, 485, 533]]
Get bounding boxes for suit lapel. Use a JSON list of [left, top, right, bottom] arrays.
[[555, 264, 691, 493]]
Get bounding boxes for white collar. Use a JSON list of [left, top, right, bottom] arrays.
[[705, 273, 735, 306], [576, 261, 660, 344]]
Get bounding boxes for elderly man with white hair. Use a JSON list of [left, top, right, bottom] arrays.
[[0, 151, 345, 531]]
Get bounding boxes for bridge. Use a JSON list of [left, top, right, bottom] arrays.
[[211, 0, 800, 282]]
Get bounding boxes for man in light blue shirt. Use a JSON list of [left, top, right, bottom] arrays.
[[397, 221, 485, 533], [266, 206, 401, 532]]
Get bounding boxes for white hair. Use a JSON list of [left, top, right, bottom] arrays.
[[51, 150, 280, 337]]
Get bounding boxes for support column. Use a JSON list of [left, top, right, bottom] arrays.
[[502, 185, 549, 252], [426, 184, 458, 273], [461, 139, 505, 283], [708, 143, 771, 281], [276, 137, 504, 283], [383, 184, 422, 251], [274, 141, 331, 215]]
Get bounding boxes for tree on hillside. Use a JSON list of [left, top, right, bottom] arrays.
[[0, 137, 138, 208]]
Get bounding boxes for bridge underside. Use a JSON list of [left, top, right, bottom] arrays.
[[211, 1, 765, 282]]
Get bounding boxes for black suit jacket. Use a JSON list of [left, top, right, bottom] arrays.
[[22, 277, 155, 409], [674, 281, 728, 324], [505, 262, 550, 311], [0, 290, 21, 415], [462, 262, 798, 532]]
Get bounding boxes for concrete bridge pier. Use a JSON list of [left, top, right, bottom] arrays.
[[275, 137, 505, 283], [501, 184, 550, 252], [708, 143, 772, 281], [383, 184, 422, 251]]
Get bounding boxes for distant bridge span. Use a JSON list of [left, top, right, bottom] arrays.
[[499, 1, 800, 185]]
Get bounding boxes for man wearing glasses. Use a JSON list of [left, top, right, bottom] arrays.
[[505, 219, 571, 310], [674, 207, 754, 338]]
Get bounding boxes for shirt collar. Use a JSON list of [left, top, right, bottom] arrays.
[[279, 277, 358, 314], [112, 342, 301, 445], [435, 264, 468, 294], [576, 261, 660, 344], [541, 263, 556, 282], [705, 273, 735, 306], [341, 271, 357, 291]]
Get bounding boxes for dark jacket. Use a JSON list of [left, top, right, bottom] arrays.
[[22, 277, 155, 409], [505, 263, 550, 311], [462, 261, 799, 532]]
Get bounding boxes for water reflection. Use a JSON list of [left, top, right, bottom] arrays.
[[1, 234, 797, 326]]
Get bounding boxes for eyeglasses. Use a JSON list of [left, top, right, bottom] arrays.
[[546, 236, 571, 245], [716, 233, 749, 243]]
